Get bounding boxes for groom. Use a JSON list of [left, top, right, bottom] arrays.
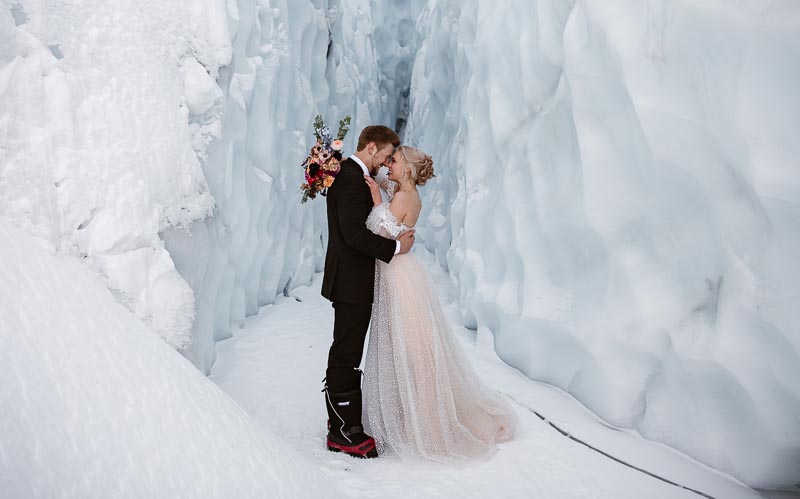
[[321, 125, 415, 458]]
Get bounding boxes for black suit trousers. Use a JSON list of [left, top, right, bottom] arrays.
[[326, 301, 373, 392]]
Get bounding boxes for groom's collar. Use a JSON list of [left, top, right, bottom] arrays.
[[349, 154, 370, 176]]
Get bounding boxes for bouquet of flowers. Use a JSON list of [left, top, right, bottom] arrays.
[[300, 114, 351, 203]]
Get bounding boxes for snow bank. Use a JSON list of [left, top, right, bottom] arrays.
[[401, 0, 800, 488], [0, 218, 334, 498]]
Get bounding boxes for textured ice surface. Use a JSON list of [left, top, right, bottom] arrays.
[[163, 0, 398, 372], [0, 0, 230, 348], [400, 0, 800, 488]]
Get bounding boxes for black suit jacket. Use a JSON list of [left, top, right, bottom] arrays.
[[321, 158, 397, 304]]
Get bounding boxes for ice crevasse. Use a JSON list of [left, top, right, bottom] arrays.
[[1, 0, 799, 492]]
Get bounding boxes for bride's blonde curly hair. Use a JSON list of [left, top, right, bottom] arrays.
[[399, 145, 435, 186]]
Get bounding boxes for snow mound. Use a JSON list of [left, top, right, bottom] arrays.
[[0, 218, 334, 498]]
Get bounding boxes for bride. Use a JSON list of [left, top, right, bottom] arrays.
[[362, 145, 516, 461]]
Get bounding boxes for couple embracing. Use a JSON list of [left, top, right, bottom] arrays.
[[321, 125, 516, 461]]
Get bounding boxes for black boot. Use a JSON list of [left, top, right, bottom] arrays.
[[323, 385, 378, 458]]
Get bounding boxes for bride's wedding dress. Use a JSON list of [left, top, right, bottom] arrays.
[[363, 201, 516, 461]]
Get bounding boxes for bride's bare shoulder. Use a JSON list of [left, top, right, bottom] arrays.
[[388, 191, 410, 216], [389, 191, 421, 227]]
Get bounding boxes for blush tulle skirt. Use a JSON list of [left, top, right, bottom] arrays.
[[363, 252, 517, 461]]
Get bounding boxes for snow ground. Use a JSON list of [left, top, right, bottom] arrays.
[[210, 251, 764, 499]]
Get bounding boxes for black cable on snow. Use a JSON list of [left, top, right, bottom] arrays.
[[505, 394, 717, 499]]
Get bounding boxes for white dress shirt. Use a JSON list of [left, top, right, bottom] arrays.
[[350, 155, 401, 256]]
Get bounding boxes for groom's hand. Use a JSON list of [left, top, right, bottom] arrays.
[[398, 229, 415, 254], [364, 176, 382, 207]]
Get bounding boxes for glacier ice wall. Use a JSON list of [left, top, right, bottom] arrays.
[[162, 0, 394, 372], [401, 0, 800, 488], [0, 0, 394, 372], [0, 0, 231, 348]]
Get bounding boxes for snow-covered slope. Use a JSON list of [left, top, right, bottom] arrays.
[[401, 0, 800, 488], [0, 218, 335, 498]]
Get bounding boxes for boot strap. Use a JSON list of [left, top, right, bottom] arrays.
[[344, 425, 364, 436]]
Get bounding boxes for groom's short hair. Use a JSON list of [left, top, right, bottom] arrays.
[[357, 125, 401, 151]]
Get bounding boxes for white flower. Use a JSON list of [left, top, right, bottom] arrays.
[[331, 139, 344, 151]]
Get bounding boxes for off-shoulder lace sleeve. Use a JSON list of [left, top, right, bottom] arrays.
[[366, 202, 404, 239], [379, 178, 399, 200]]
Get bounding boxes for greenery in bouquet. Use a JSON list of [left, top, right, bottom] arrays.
[[301, 114, 351, 203]]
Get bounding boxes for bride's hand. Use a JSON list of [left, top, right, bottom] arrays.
[[364, 176, 382, 206]]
